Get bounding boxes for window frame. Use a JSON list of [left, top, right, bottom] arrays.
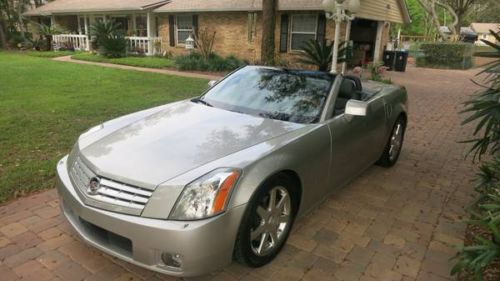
[[176, 14, 193, 45], [289, 14, 318, 52]]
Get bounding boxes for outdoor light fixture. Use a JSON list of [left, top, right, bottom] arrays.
[[185, 34, 195, 50], [322, 0, 359, 73]]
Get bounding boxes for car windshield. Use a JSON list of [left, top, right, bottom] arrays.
[[199, 66, 335, 124]]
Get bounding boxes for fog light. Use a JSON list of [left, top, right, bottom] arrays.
[[161, 252, 183, 268]]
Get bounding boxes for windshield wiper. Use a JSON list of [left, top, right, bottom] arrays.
[[192, 98, 213, 107]]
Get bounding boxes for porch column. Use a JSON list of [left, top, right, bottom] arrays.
[[373, 21, 385, 63], [84, 16, 89, 50], [147, 11, 154, 55], [50, 16, 56, 27]]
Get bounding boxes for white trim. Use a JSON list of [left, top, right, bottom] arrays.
[[289, 14, 318, 51]]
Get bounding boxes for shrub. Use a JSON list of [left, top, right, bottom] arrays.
[[452, 30, 500, 281], [174, 52, 246, 72], [193, 28, 216, 60], [296, 39, 333, 71], [416, 42, 474, 69], [296, 39, 351, 71], [99, 36, 127, 58], [90, 21, 126, 58]]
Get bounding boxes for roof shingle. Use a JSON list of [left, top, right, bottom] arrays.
[[24, 0, 169, 16], [470, 23, 500, 34]]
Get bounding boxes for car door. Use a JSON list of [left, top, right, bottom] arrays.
[[326, 78, 387, 189]]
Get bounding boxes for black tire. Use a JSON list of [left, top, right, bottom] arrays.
[[234, 173, 299, 267], [377, 116, 406, 167]]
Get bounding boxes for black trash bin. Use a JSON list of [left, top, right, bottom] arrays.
[[383, 50, 396, 71], [394, 51, 409, 72]]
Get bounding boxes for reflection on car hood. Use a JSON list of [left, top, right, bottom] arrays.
[[80, 100, 305, 187]]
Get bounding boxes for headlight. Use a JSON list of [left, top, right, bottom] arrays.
[[169, 168, 241, 220], [81, 124, 103, 137]]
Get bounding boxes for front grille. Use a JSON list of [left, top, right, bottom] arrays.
[[69, 157, 153, 212]]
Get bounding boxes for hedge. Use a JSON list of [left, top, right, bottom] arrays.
[[416, 42, 474, 69]]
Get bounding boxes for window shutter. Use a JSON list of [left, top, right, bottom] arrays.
[[317, 13, 326, 43], [192, 15, 199, 48], [192, 15, 199, 37], [279, 14, 289, 53], [168, 15, 175, 47]]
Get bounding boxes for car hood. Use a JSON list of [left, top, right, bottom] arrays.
[[79, 100, 305, 188]]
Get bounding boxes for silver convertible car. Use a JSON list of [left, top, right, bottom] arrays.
[[56, 66, 407, 277]]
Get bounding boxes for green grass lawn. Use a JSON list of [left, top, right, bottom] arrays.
[[72, 53, 174, 68], [0, 52, 207, 203], [25, 50, 81, 58]]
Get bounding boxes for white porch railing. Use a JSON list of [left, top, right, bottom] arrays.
[[125, 36, 161, 56], [53, 34, 89, 51], [52, 34, 162, 56]]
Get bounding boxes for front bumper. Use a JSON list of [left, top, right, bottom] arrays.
[[56, 156, 246, 277]]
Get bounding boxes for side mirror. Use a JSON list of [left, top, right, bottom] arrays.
[[345, 99, 368, 116], [208, 80, 218, 87]]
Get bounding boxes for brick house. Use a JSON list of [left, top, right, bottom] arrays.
[[25, 0, 410, 65]]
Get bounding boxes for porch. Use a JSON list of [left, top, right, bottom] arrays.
[[50, 12, 162, 56]]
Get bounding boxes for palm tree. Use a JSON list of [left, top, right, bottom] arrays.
[[37, 23, 63, 50], [297, 39, 349, 72], [90, 20, 123, 47]]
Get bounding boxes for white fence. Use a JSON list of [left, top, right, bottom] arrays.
[[53, 34, 89, 51], [52, 35, 162, 56]]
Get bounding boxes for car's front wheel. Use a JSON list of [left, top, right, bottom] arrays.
[[234, 174, 298, 267]]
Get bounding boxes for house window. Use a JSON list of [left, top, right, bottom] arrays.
[[135, 15, 147, 37], [111, 16, 129, 33], [176, 15, 193, 44], [290, 14, 318, 51], [94, 16, 104, 24]]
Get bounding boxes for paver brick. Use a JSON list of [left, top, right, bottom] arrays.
[[4, 247, 43, 268], [0, 223, 28, 238], [37, 250, 70, 270], [13, 260, 55, 281], [394, 256, 421, 278], [54, 260, 92, 281], [37, 233, 73, 251]]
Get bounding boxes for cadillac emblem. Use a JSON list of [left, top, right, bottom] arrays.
[[88, 177, 101, 195]]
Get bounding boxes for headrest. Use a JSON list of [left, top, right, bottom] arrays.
[[339, 79, 356, 99]]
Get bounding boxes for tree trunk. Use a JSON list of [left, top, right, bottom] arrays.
[[454, 10, 464, 34], [17, 0, 25, 40], [261, 0, 276, 65], [0, 20, 7, 48]]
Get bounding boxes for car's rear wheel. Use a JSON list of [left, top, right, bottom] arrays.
[[234, 174, 298, 267], [377, 116, 406, 167]]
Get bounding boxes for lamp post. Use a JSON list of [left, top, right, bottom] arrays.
[[322, 0, 360, 74]]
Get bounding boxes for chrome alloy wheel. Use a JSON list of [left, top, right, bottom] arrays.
[[250, 186, 292, 256], [388, 122, 404, 161]]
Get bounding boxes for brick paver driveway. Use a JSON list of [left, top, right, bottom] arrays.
[[0, 65, 479, 281]]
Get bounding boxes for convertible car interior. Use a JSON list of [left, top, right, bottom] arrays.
[[334, 76, 379, 116]]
